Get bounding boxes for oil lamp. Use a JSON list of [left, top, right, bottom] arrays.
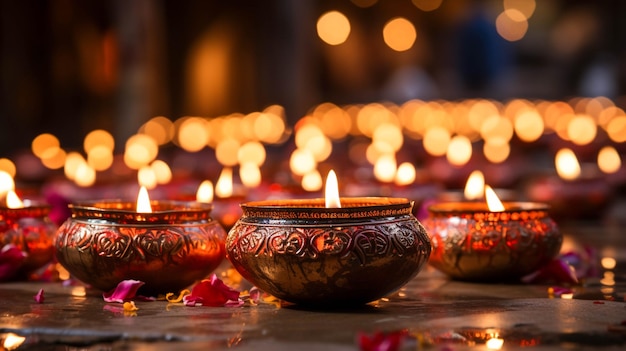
[[226, 170, 432, 306], [54, 186, 226, 294], [1, 188, 56, 281], [423, 183, 561, 281]]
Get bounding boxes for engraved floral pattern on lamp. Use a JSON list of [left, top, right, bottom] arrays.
[[423, 202, 561, 281], [226, 197, 432, 306], [54, 201, 226, 295]]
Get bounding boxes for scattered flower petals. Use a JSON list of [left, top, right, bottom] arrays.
[[358, 330, 407, 351], [166, 289, 191, 303], [33, 288, 45, 303], [0, 244, 27, 281], [103, 280, 145, 303], [522, 258, 578, 285], [184, 274, 240, 307]]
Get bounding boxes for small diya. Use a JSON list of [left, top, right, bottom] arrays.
[[54, 187, 226, 294], [1, 191, 56, 281], [423, 186, 562, 281], [226, 171, 432, 306]]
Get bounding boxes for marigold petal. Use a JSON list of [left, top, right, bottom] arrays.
[[123, 301, 139, 311], [166, 289, 191, 303], [103, 280, 145, 303]]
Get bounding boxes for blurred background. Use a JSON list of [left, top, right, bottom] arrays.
[[1, 0, 626, 222]]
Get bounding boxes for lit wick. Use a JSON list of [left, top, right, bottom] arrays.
[[485, 185, 505, 212], [464, 170, 485, 200], [136, 186, 152, 213], [6, 190, 24, 209], [324, 170, 341, 208], [196, 180, 214, 203], [215, 168, 233, 198]]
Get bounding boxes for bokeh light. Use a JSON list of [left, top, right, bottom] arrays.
[[302, 170, 323, 192], [240, 163, 262, 188], [215, 138, 241, 167], [412, 0, 443, 12], [124, 134, 159, 170], [140, 116, 175, 145], [496, 9, 528, 42], [503, 0, 536, 18], [138, 166, 158, 189], [74, 163, 96, 187], [597, 146, 621, 174], [0, 159, 16, 178], [373, 153, 397, 183], [567, 115, 597, 145], [423, 126, 451, 156], [290, 149, 317, 176], [383, 17, 417, 52], [237, 141, 266, 166], [317, 11, 351, 45], [87, 145, 114, 171], [555, 148, 581, 180], [483, 138, 510, 163], [177, 117, 210, 152], [83, 129, 115, 154], [150, 160, 172, 184], [395, 162, 416, 186], [446, 135, 473, 166]]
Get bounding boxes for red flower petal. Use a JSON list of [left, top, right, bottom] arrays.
[[33, 288, 45, 303], [186, 274, 240, 307], [358, 330, 407, 351], [0, 244, 27, 281], [103, 280, 145, 303]]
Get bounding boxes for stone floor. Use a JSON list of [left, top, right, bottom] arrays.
[[1, 222, 626, 350]]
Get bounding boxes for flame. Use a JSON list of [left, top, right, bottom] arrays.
[[464, 170, 485, 200], [0, 170, 15, 195], [486, 337, 504, 350], [324, 170, 341, 208], [555, 148, 581, 180], [6, 190, 24, 209], [3, 333, 26, 350], [485, 185, 505, 212], [196, 180, 214, 203], [215, 168, 233, 198], [136, 186, 152, 213]]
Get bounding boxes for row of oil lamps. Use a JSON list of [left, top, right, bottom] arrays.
[[1, 170, 561, 306]]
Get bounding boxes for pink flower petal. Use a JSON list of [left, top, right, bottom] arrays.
[[0, 244, 27, 281], [225, 299, 245, 307], [186, 274, 240, 307], [103, 280, 145, 303], [34, 288, 45, 303], [183, 295, 203, 306], [521, 258, 579, 285]]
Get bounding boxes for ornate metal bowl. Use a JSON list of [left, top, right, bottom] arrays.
[[1, 204, 56, 280], [54, 201, 226, 295], [423, 202, 562, 281], [226, 197, 432, 306]]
